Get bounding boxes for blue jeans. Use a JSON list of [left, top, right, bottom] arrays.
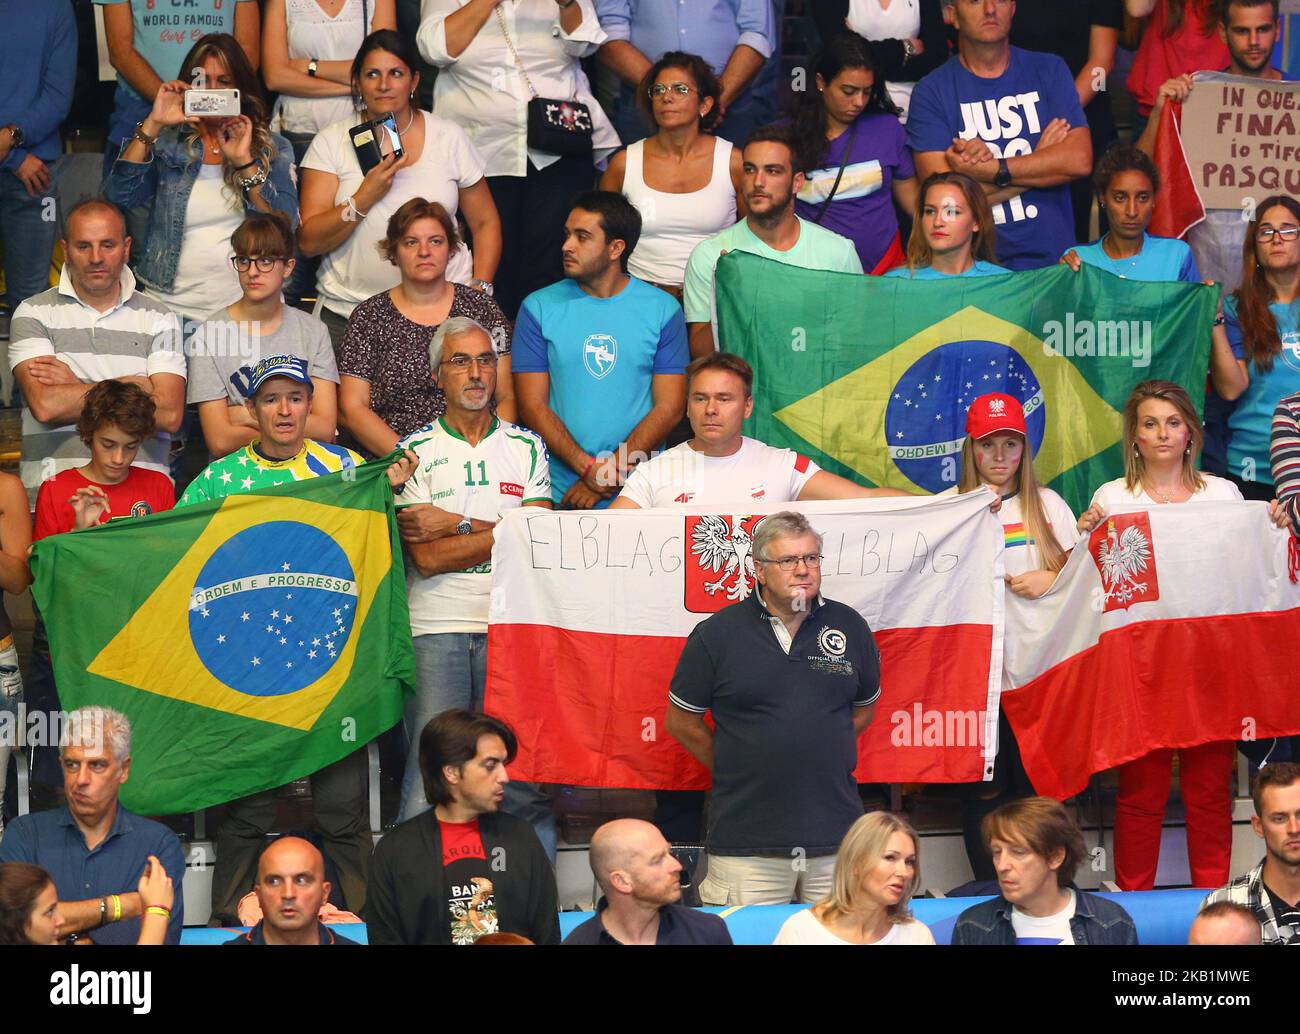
[[401, 632, 557, 861], [0, 156, 59, 312]]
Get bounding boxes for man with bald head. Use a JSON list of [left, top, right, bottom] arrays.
[[563, 819, 732, 945], [1188, 902, 1262, 946], [224, 837, 358, 945]]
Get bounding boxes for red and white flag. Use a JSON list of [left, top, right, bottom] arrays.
[[485, 492, 1005, 789], [1003, 502, 1300, 800]]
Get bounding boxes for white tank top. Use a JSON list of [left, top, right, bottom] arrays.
[[624, 136, 738, 287], [273, 0, 372, 136]]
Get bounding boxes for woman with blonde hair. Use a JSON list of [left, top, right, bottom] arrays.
[[1077, 379, 1288, 891], [774, 812, 933, 944], [104, 34, 299, 328], [947, 392, 1077, 881], [885, 172, 1006, 281]]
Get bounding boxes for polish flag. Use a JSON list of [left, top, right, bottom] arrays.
[[485, 493, 1005, 789], [1002, 502, 1300, 800]]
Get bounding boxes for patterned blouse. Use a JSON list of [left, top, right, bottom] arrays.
[[338, 284, 512, 439]]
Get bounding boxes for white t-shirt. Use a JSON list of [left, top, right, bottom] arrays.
[[142, 164, 242, 324], [940, 486, 1077, 577], [273, 0, 373, 136], [773, 908, 935, 945], [1089, 474, 1243, 510], [396, 417, 551, 635], [847, 0, 922, 120], [1011, 889, 1077, 945], [301, 111, 485, 316], [618, 437, 821, 508]]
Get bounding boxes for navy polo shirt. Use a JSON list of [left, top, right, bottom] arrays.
[[225, 920, 360, 945], [563, 898, 734, 945], [0, 805, 185, 944], [668, 591, 880, 857]]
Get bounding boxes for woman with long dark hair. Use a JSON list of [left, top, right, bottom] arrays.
[[790, 34, 918, 274], [298, 30, 502, 349], [0, 858, 174, 945], [1218, 194, 1300, 499], [104, 34, 299, 328]]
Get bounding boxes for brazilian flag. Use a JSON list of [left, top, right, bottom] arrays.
[[717, 254, 1218, 515], [30, 461, 415, 814]]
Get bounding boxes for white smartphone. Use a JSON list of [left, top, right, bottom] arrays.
[[184, 89, 241, 118]]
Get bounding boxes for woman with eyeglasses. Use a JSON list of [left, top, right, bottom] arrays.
[[599, 52, 744, 300], [1216, 194, 1300, 500], [103, 34, 299, 330], [298, 30, 502, 350], [338, 198, 513, 457], [186, 213, 340, 458]]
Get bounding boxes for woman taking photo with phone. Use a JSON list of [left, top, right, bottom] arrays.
[[103, 34, 299, 329], [298, 30, 502, 351]]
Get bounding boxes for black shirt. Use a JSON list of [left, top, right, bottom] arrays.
[[669, 592, 880, 857], [224, 920, 359, 945], [1265, 883, 1300, 940], [563, 898, 734, 945], [1011, 0, 1123, 79]]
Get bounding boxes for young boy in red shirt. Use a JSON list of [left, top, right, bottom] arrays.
[[34, 380, 175, 538]]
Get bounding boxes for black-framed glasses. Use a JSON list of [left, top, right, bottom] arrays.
[[231, 256, 289, 272], [441, 353, 498, 370], [648, 82, 695, 99], [755, 553, 823, 571], [1255, 227, 1300, 242]]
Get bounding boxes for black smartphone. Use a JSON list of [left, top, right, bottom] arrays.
[[349, 114, 404, 175]]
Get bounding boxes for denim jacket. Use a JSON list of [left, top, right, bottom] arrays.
[[103, 126, 299, 294], [951, 887, 1140, 946]]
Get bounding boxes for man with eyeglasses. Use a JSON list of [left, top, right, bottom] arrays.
[[391, 316, 557, 857], [187, 213, 340, 458], [666, 510, 880, 906], [178, 352, 414, 924]]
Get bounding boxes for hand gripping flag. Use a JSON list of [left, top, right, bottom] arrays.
[[716, 254, 1218, 516], [1002, 501, 1300, 800], [30, 462, 415, 814], [485, 493, 1005, 789]]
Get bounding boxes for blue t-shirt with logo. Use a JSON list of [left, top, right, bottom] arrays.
[[1223, 294, 1300, 485], [908, 48, 1086, 271], [511, 277, 689, 505], [1071, 233, 1200, 282]]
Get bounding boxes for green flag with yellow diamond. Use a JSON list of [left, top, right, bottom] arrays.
[[716, 253, 1217, 515], [30, 461, 414, 815]]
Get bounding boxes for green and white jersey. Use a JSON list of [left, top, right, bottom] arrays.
[[397, 417, 550, 634]]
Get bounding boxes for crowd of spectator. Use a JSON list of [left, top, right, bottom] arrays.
[[0, 0, 1297, 949]]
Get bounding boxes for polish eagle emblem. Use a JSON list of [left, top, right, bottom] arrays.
[[690, 515, 759, 602], [1090, 513, 1160, 611]]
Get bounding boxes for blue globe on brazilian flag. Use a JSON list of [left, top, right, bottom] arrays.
[[31, 463, 414, 814], [715, 254, 1217, 514]]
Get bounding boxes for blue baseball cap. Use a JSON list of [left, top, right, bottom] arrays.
[[248, 355, 312, 397]]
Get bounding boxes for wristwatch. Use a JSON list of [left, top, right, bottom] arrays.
[[901, 39, 915, 62], [994, 157, 1012, 189], [307, 58, 319, 78], [455, 518, 472, 535], [3, 124, 24, 148], [470, 278, 495, 296]]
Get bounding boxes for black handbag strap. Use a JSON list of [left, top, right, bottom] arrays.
[[362, 0, 369, 35], [812, 118, 858, 225]]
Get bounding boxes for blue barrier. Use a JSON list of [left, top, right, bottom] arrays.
[[179, 888, 1208, 945]]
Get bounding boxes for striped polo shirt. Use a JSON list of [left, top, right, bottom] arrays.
[[8, 267, 186, 504]]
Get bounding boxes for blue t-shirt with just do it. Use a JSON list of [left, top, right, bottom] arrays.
[[511, 277, 689, 505], [908, 48, 1086, 271], [1224, 295, 1300, 485]]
